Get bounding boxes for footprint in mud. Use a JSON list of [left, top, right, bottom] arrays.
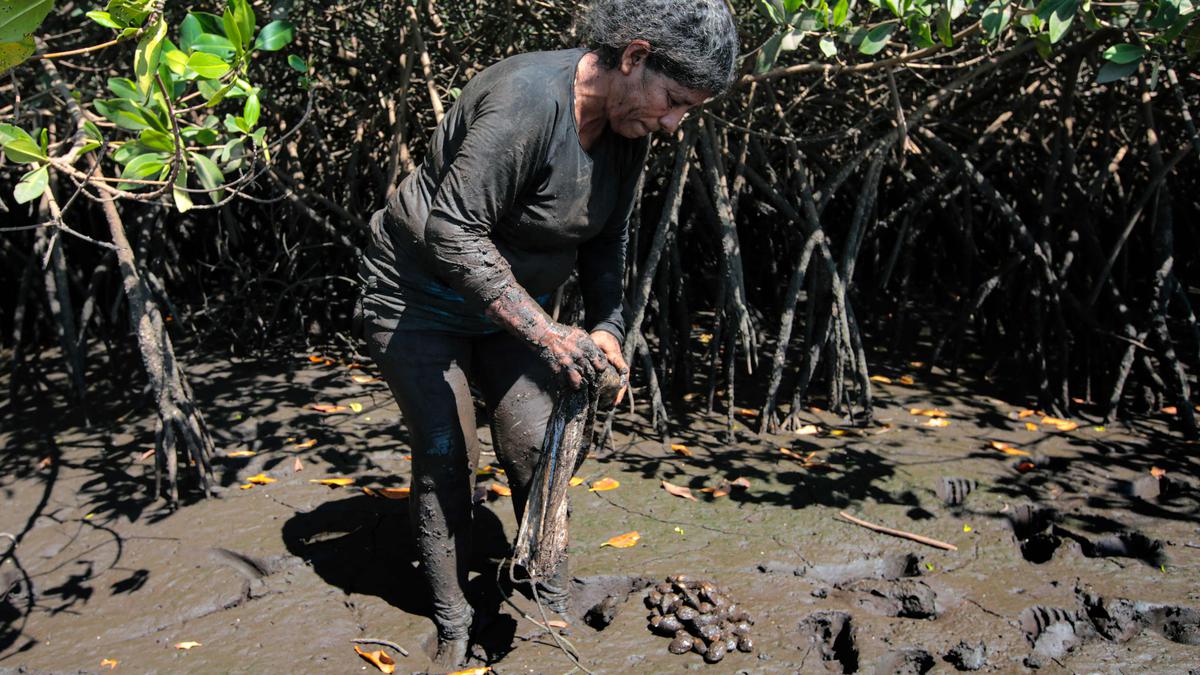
[[842, 579, 939, 619], [1020, 605, 1094, 667], [758, 552, 923, 586], [1005, 503, 1061, 563], [942, 640, 987, 671], [873, 647, 934, 674], [936, 477, 976, 507], [800, 610, 859, 673], [1080, 588, 1200, 647], [1072, 529, 1166, 567]]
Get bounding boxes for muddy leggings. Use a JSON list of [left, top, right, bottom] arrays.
[[367, 323, 569, 640]]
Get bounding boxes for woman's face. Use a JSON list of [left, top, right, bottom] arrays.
[[606, 49, 711, 139]]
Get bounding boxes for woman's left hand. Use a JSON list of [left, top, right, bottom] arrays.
[[590, 330, 629, 405]]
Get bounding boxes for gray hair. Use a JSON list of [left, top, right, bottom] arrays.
[[582, 0, 740, 95]]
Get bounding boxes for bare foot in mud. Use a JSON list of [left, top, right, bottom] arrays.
[[430, 636, 470, 673]]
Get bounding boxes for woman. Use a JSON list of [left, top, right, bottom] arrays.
[[357, 0, 738, 668]]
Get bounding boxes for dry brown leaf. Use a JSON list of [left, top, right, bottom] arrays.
[[310, 477, 354, 487], [898, 375, 915, 385], [247, 473, 275, 485], [926, 418, 951, 428], [909, 361, 926, 368], [730, 477, 751, 489], [292, 456, 304, 472], [682, 392, 700, 402], [346, 363, 363, 370], [1041, 417, 1078, 432], [600, 531, 640, 548], [700, 485, 730, 498], [1017, 409, 1037, 418], [661, 480, 697, 502], [869, 375, 892, 384], [990, 441, 1031, 457], [352, 374, 381, 384], [446, 668, 492, 675], [588, 477, 620, 492], [291, 439, 318, 450], [569, 476, 585, 487], [99, 658, 118, 669], [309, 403, 349, 414], [308, 354, 324, 363], [545, 619, 568, 629], [174, 641, 202, 650], [354, 645, 396, 674], [793, 424, 820, 436], [1150, 466, 1167, 479], [910, 408, 949, 418], [138, 448, 156, 462], [1024, 422, 1039, 432], [670, 443, 694, 457], [1015, 460, 1037, 473], [489, 483, 512, 497], [225, 450, 256, 458], [1162, 406, 1178, 415], [736, 408, 758, 418]]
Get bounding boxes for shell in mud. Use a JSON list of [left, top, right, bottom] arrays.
[[704, 640, 727, 663], [676, 605, 699, 622], [668, 631, 694, 654], [737, 634, 754, 652]]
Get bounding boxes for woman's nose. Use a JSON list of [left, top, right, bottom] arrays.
[[660, 108, 686, 134]]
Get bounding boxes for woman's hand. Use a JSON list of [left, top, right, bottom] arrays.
[[590, 330, 629, 405], [537, 322, 610, 390]]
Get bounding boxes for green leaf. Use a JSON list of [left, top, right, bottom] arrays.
[[190, 151, 225, 203], [107, 77, 141, 100], [105, 0, 153, 28], [139, 128, 175, 152], [181, 126, 219, 145], [232, 0, 255, 48], [13, 165, 48, 204], [1103, 43, 1147, 64], [172, 171, 193, 212], [222, 7, 243, 55], [884, 0, 902, 17], [819, 34, 838, 57], [936, 9, 954, 46], [117, 151, 169, 190], [163, 47, 188, 75], [187, 51, 231, 79], [982, 1, 1011, 40], [287, 54, 307, 73], [86, 11, 123, 30], [755, 0, 785, 24], [755, 32, 784, 73], [180, 14, 201, 52], [0, 0, 54, 44], [1037, 0, 1078, 43], [134, 17, 167, 95], [190, 33, 236, 60], [832, 0, 849, 27], [243, 91, 260, 127], [859, 23, 897, 55], [0, 35, 34, 75], [3, 136, 47, 163], [0, 122, 33, 145], [1096, 59, 1139, 84], [254, 20, 294, 51], [783, 0, 803, 15]]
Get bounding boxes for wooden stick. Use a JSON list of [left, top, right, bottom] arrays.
[[838, 511, 958, 551], [351, 638, 409, 657]]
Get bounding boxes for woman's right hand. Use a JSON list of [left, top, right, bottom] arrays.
[[536, 322, 610, 390]]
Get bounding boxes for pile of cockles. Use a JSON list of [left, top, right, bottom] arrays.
[[645, 575, 754, 663]]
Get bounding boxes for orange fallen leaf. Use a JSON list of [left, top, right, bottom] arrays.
[[310, 477, 354, 487], [1162, 406, 1178, 415], [363, 486, 411, 499], [545, 619, 568, 629], [309, 403, 349, 414], [100, 658, 118, 669], [898, 375, 915, 385], [1024, 422, 1039, 432], [1015, 461, 1037, 473], [697, 333, 713, 344], [1150, 467, 1167, 479], [569, 476, 585, 487], [869, 375, 892, 384], [225, 450, 256, 458], [682, 392, 701, 402], [926, 418, 951, 428], [736, 408, 758, 418], [247, 473, 275, 485], [909, 361, 925, 368], [661, 480, 697, 502], [829, 429, 848, 436], [476, 465, 497, 476], [600, 531, 640, 548], [1017, 409, 1037, 418], [346, 363, 363, 370], [910, 408, 949, 418], [446, 668, 492, 675], [670, 443, 694, 457], [37, 456, 52, 469], [794, 424, 820, 435], [700, 486, 730, 498], [730, 477, 751, 489], [1040, 416, 1078, 432], [291, 439, 318, 450], [239, 483, 255, 490], [352, 374, 381, 384], [589, 477, 620, 492], [489, 483, 512, 497], [293, 456, 304, 472], [174, 641, 202, 650], [138, 448, 156, 462], [990, 441, 1031, 456], [354, 645, 396, 674], [308, 354, 324, 363]]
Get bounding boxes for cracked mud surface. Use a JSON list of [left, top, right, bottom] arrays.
[[2, 352, 1200, 672]]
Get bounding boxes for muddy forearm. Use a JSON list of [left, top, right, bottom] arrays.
[[484, 284, 555, 347]]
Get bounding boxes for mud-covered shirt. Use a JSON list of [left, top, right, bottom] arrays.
[[360, 48, 648, 342]]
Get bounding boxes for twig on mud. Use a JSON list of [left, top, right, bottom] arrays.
[[591, 491, 743, 536], [350, 638, 408, 657], [837, 511, 958, 551]]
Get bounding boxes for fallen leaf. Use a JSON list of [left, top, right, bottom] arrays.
[[239, 483, 254, 490], [793, 424, 820, 435], [1162, 406, 1178, 415], [673, 526, 685, 535], [661, 480, 697, 501], [37, 456, 52, 469], [1015, 460, 1037, 473], [138, 448, 156, 462], [446, 668, 491, 675], [174, 641, 202, 650], [363, 486, 411, 499], [248, 473, 276, 485], [1072, 397, 1087, 404], [898, 375, 915, 385], [489, 483, 512, 497], [293, 456, 304, 472], [1150, 467, 1167, 479], [730, 477, 751, 489], [909, 361, 926, 369], [545, 619, 568, 629], [909, 408, 949, 418], [926, 418, 951, 428], [1093, 425, 1106, 432], [1041, 416, 1078, 432], [736, 408, 758, 418], [99, 658, 118, 669], [291, 439, 318, 450], [600, 531, 640, 548], [310, 477, 354, 487], [670, 443, 694, 457], [829, 429, 848, 436], [869, 375, 892, 384], [349, 402, 364, 413], [569, 476, 585, 487], [476, 465, 497, 476], [225, 450, 256, 458], [697, 333, 713, 345], [589, 477, 620, 492], [346, 363, 363, 370], [701, 486, 730, 498], [990, 441, 1031, 457], [352, 374, 381, 384], [354, 645, 396, 674], [308, 354, 324, 363], [962, 524, 973, 533], [1024, 422, 1039, 432], [309, 403, 349, 414], [1017, 409, 1037, 418]]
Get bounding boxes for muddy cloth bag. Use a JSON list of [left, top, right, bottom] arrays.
[[514, 367, 621, 579]]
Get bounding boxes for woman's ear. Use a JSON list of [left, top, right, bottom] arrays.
[[619, 39, 652, 75]]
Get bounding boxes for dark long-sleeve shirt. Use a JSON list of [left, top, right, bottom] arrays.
[[359, 48, 648, 343]]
